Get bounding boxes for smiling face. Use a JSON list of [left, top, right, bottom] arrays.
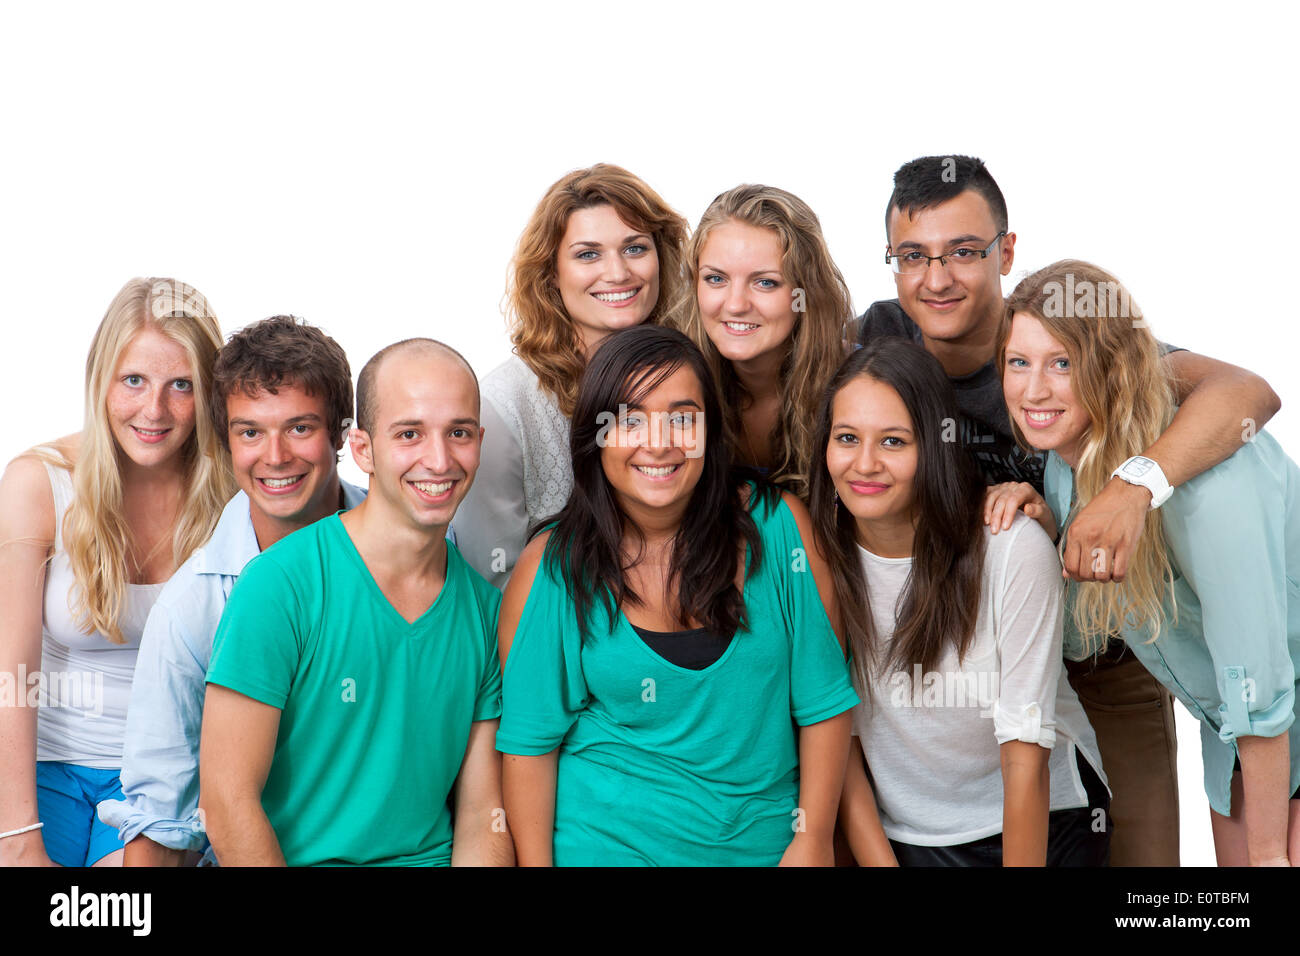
[[555, 203, 660, 354], [887, 189, 1014, 350], [696, 219, 796, 370], [600, 364, 706, 523], [1002, 312, 1090, 467], [350, 350, 483, 533], [825, 375, 918, 541], [105, 326, 198, 470], [226, 382, 343, 538]]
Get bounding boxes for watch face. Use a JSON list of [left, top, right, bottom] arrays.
[[1124, 456, 1155, 478]]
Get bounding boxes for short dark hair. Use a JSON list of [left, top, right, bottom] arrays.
[[355, 338, 478, 435], [211, 315, 353, 450], [885, 155, 1008, 238]]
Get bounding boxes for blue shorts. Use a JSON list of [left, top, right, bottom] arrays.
[[35, 762, 126, 867]]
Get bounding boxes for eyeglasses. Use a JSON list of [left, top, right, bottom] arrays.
[[885, 232, 1006, 275]]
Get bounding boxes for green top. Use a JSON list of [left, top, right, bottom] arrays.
[[496, 488, 858, 865], [207, 514, 502, 866]]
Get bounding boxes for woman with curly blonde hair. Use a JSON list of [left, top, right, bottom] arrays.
[[0, 277, 233, 867], [455, 164, 689, 587], [678, 184, 853, 499], [991, 259, 1300, 866]]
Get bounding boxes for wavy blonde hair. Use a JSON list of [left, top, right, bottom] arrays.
[[677, 184, 852, 499], [41, 278, 233, 643], [998, 259, 1176, 653], [508, 164, 689, 417]]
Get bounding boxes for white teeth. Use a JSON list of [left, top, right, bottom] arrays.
[[634, 464, 679, 477], [1026, 411, 1060, 422], [261, 476, 303, 488], [412, 480, 453, 496], [134, 427, 167, 436], [724, 321, 758, 332], [594, 289, 638, 302]]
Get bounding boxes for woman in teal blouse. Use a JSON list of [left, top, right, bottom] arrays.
[[496, 325, 858, 866], [990, 259, 1300, 866]]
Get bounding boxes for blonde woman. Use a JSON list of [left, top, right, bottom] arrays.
[[678, 184, 852, 499], [0, 278, 232, 867], [454, 164, 689, 588], [991, 259, 1300, 866]]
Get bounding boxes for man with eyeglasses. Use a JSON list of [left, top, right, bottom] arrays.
[[855, 154, 1282, 866]]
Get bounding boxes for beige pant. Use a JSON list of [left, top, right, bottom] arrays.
[[1066, 646, 1181, 866]]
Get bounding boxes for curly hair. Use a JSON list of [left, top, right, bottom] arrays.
[[508, 164, 689, 417]]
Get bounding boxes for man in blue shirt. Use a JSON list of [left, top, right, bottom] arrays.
[[98, 315, 365, 865]]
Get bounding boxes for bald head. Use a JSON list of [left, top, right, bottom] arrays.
[[355, 338, 479, 435]]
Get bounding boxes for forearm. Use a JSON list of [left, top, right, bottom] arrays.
[[123, 836, 187, 867], [0, 699, 50, 865], [1154, 360, 1279, 487], [201, 793, 285, 866], [1236, 732, 1292, 865], [792, 712, 853, 843], [451, 802, 515, 867], [1000, 741, 1050, 867], [838, 745, 897, 866], [501, 751, 557, 867]]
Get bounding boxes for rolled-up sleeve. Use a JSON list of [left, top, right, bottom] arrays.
[[1161, 438, 1297, 743], [97, 600, 209, 850], [991, 519, 1066, 749]]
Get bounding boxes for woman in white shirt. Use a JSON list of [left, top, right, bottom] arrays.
[[454, 164, 689, 588], [813, 337, 1108, 866], [0, 277, 232, 867]]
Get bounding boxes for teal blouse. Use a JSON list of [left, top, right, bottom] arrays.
[[1044, 432, 1300, 816], [496, 488, 859, 865]]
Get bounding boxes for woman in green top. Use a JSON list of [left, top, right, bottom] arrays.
[[496, 325, 858, 866]]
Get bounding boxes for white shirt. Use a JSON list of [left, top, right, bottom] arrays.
[[452, 355, 572, 589], [851, 514, 1107, 846]]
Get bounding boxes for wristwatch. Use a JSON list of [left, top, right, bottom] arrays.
[[1110, 456, 1173, 509]]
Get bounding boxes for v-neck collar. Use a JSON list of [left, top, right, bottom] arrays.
[[329, 514, 451, 629]]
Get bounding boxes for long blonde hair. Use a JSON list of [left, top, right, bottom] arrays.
[[508, 164, 689, 417], [46, 278, 233, 644], [677, 184, 852, 499], [998, 259, 1175, 653]]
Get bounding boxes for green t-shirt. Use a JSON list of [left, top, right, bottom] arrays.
[[496, 488, 858, 866], [206, 514, 502, 866]]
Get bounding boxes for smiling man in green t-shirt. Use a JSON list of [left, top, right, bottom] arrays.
[[199, 338, 511, 866]]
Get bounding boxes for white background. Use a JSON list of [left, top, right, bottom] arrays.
[[3, 0, 1297, 867]]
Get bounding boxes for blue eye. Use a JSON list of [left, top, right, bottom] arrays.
[[1007, 357, 1027, 368], [625, 244, 648, 255], [1053, 358, 1071, 370], [577, 250, 599, 261], [702, 273, 724, 286], [172, 379, 192, 392], [756, 278, 780, 290], [124, 374, 144, 387]]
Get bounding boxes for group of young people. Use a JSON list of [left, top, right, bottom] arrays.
[[1, 155, 1296, 868]]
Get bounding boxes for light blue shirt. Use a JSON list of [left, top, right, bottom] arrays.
[[1044, 432, 1300, 816], [96, 481, 367, 855]]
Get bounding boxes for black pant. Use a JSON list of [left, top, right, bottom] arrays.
[[889, 749, 1111, 867]]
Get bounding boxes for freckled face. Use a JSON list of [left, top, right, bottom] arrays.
[[105, 327, 197, 469]]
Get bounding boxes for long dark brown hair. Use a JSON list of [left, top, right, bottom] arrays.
[[537, 325, 774, 642], [808, 339, 986, 676]]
